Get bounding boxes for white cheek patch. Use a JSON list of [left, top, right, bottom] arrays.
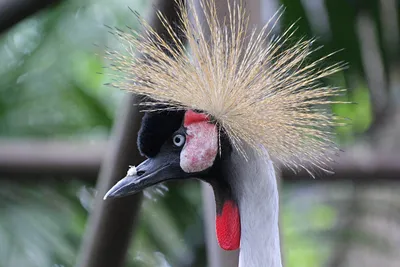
[[180, 122, 218, 173]]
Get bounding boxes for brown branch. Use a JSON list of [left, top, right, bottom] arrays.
[[76, 1, 186, 267], [0, 140, 101, 180], [0, 0, 62, 34], [1, 140, 399, 182], [281, 148, 400, 183], [76, 95, 145, 267]]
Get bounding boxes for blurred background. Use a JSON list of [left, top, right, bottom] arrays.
[[0, 0, 399, 266]]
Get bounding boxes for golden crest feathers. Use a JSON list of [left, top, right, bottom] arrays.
[[105, 0, 345, 172]]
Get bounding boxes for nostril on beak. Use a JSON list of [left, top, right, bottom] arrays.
[[136, 170, 145, 176]]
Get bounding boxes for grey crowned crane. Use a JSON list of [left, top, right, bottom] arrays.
[[103, 0, 344, 266]]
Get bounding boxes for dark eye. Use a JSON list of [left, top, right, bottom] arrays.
[[173, 134, 185, 147]]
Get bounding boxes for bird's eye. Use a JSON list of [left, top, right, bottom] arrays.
[[173, 134, 186, 147]]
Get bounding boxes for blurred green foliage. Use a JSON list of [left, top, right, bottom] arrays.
[[0, 1, 209, 265], [0, 180, 86, 267], [0, 0, 391, 266]]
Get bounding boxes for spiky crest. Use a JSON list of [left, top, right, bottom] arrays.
[[105, 0, 346, 172]]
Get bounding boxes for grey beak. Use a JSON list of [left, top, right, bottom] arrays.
[[103, 152, 184, 199]]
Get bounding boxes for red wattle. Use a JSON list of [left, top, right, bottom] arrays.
[[184, 110, 209, 126], [216, 200, 241, 250]]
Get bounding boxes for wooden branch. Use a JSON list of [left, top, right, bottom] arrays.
[[76, 95, 145, 267], [1, 140, 399, 183], [0, 0, 61, 34], [281, 147, 400, 183], [76, 1, 186, 267], [0, 139, 102, 180]]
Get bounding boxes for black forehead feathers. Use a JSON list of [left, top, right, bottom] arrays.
[[137, 108, 185, 158]]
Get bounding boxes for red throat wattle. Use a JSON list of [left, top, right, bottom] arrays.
[[216, 200, 241, 250]]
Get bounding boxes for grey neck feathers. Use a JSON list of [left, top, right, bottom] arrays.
[[229, 146, 282, 267]]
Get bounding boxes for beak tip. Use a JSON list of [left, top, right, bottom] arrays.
[[103, 184, 121, 200], [102, 175, 136, 200], [103, 190, 112, 200]]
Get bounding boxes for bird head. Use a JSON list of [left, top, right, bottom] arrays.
[[103, 0, 345, 252], [104, 109, 219, 199], [105, 108, 241, 250]]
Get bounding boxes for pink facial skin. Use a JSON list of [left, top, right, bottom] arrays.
[[180, 110, 218, 173]]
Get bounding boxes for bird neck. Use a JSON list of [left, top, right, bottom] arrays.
[[230, 148, 282, 267]]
